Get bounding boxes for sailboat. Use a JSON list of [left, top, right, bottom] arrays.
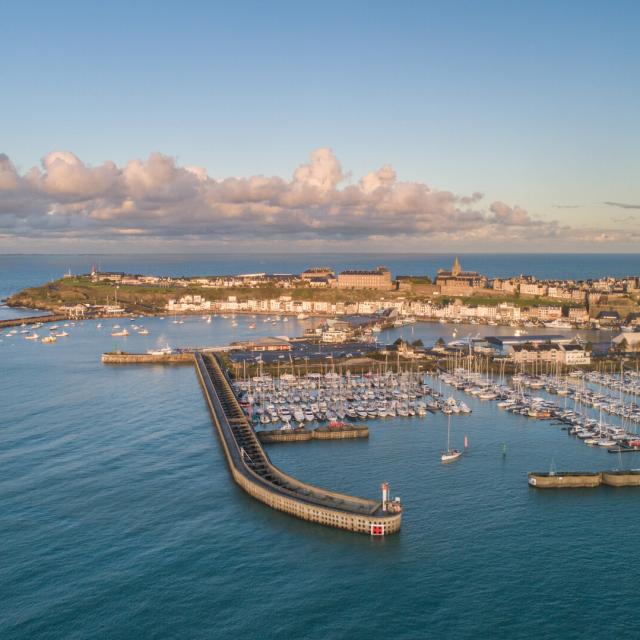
[[441, 413, 462, 463]]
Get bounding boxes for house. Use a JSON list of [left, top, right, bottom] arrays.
[[560, 343, 591, 365], [596, 310, 621, 326]]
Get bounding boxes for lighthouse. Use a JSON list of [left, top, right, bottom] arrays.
[[381, 482, 390, 511]]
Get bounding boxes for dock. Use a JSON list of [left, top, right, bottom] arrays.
[[194, 352, 401, 535]]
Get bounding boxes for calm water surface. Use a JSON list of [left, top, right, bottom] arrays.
[[2, 255, 640, 639]]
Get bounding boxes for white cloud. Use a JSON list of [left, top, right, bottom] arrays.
[[0, 147, 634, 249]]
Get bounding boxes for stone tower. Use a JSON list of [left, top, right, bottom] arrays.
[[452, 257, 461, 276]]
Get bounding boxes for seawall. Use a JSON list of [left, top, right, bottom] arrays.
[[101, 352, 195, 364], [529, 471, 640, 488], [258, 424, 369, 443]]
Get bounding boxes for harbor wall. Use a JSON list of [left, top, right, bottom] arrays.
[[529, 471, 640, 488], [101, 352, 194, 364], [601, 471, 640, 487], [0, 314, 63, 328], [528, 472, 601, 488], [194, 352, 401, 535], [258, 425, 369, 444]]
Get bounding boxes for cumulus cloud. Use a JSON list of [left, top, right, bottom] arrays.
[[489, 201, 536, 226], [0, 146, 629, 248]]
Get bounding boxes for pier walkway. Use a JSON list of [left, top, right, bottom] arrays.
[[194, 352, 402, 535]]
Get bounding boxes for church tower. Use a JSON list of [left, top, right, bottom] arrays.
[[452, 257, 461, 276]]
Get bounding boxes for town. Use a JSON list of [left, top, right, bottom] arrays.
[[79, 259, 640, 339]]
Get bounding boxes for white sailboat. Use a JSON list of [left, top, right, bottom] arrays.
[[441, 413, 462, 463]]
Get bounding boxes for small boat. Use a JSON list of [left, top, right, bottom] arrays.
[[54, 331, 69, 337], [25, 333, 39, 340], [248, 323, 256, 329], [138, 328, 149, 335], [41, 335, 57, 343], [442, 449, 463, 463], [111, 329, 129, 337], [147, 346, 172, 356], [441, 414, 462, 463]]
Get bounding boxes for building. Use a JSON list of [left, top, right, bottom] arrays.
[[336, 266, 393, 290], [435, 258, 487, 295], [520, 282, 548, 297], [229, 337, 292, 352], [510, 342, 590, 365], [560, 343, 591, 365], [596, 310, 621, 326], [91, 270, 125, 283], [60, 304, 87, 318], [301, 267, 335, 280], [487, 334, 572, 352], [510, 342, 563, 364]]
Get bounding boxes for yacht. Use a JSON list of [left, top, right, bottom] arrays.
[[147, 346, 172, 356], [441, 415, 462, 463]]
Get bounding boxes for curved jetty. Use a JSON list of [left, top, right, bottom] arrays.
[[194, 352, 402, 535]]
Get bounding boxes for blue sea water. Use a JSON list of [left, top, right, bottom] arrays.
[[2, 254, 640, 640]]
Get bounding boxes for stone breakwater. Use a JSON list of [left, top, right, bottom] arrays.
[[528, 470, 640, 488], [257, 424, 369, 443]]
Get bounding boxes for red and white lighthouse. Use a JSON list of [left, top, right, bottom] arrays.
[[381, 482, 390, 511]]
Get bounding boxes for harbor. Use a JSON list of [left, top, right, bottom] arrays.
[[5, 255, 640, 639]]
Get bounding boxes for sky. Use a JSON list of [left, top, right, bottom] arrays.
[[0, 0, 639, 253]]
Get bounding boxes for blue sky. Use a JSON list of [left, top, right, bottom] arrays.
[[1, 1, 639, 251]]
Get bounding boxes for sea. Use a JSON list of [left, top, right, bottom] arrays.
[[2, 253, 640, 640]]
